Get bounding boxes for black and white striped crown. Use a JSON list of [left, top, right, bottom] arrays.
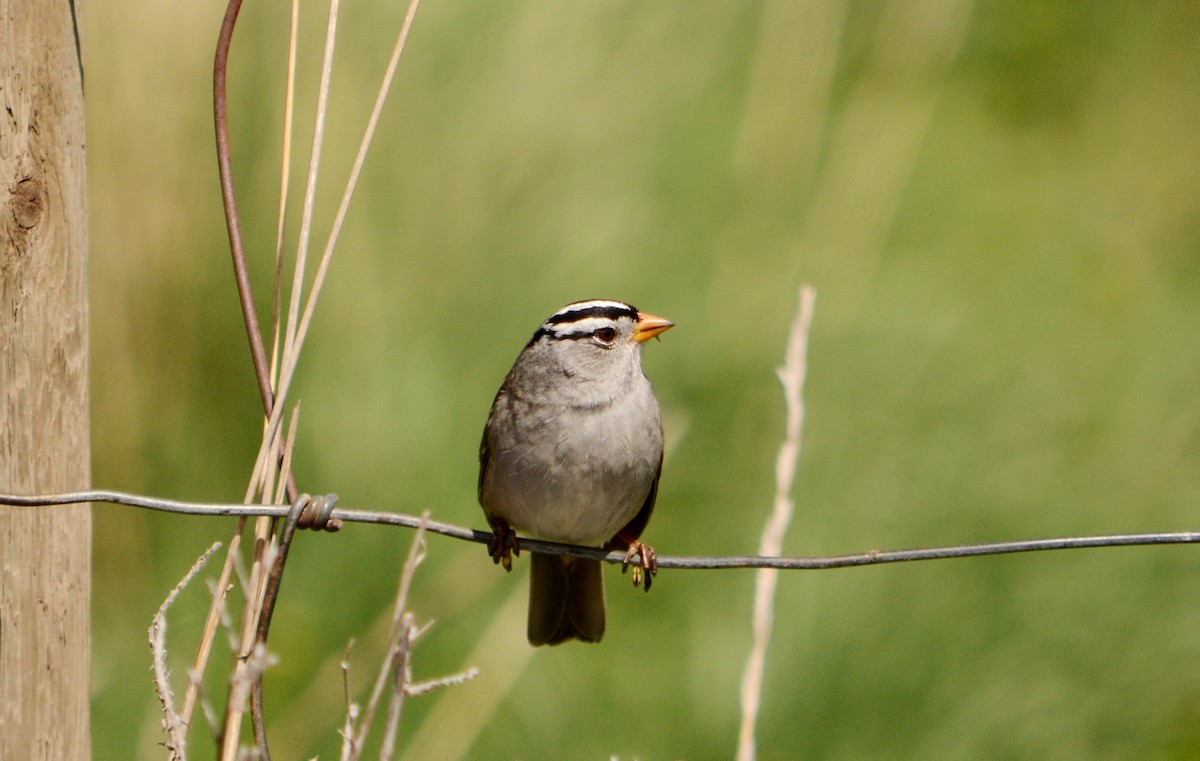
[[529, 299, 639, 343]]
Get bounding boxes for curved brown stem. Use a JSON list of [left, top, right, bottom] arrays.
[[213, 0, 298, 505]]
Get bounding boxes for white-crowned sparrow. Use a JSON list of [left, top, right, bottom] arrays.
[[478, 299, 673, 645]]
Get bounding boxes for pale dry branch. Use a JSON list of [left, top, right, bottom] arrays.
[[150, 542, 223, 761], [221, 536, 280, 761], [378, 614, 415, 761], [737, 284, 816, 761], [404, 668, 481, 698], [330, 515, 480, 761], [347, 516, 429, 761], [396, 582, 530, 761], [338, 643, 361, 761], [221, 643, 279, 761]]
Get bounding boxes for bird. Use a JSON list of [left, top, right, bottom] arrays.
[[478, 299, 673, 645]]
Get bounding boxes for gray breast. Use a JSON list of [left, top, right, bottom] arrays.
[[481, 378, 662, 545]]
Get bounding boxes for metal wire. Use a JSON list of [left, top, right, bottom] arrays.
[[3, 490, 1198, 569]]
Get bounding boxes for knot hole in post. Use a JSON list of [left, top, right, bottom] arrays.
[[11, 177, 45, 230]]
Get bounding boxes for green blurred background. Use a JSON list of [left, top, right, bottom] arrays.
[[85, 1, 1200, 759]]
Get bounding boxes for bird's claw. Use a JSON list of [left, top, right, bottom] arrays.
[[621, 541, 657, 591], [487, 519, 519, 572]]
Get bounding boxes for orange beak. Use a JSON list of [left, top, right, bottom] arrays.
[[634, 311, 674, 343]]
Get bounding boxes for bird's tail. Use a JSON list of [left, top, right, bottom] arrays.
[[527, 552, 605, 645]]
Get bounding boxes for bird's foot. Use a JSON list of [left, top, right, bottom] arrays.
[[621, 541, 657, 591], [487, 519, 519, 572]]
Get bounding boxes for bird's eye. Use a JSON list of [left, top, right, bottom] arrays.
[[593, 327, 618, 345]]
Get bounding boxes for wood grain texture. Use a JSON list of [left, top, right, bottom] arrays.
[[1, 2, 92, 759]]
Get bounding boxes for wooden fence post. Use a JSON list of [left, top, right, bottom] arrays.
[[1, 2, 93, 759]]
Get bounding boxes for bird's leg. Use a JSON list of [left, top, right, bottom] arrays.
[[620, 540, 657, 592], [486, 516, 519, 572]]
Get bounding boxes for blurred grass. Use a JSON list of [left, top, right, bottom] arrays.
[[85, 0, 1200, 759]]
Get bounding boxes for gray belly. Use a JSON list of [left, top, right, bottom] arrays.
[[481, 395, 662, 545]]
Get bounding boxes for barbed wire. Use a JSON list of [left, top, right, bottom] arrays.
[[3, 490, 1197, 570]]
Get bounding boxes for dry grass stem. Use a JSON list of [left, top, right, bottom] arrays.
[[270, 0, 301, 393], [244, 0, 336, 519], [284, 0, 338, 363], [181, 529, 244, 733], [296, 0, 426, 360], [274, 403, 301, 505], [152, 0, 430, 756], [219, 537, 279, 761], [737, 284, 816, 761], [256, 0, 427, 480], [243, 0, 422, 551]]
